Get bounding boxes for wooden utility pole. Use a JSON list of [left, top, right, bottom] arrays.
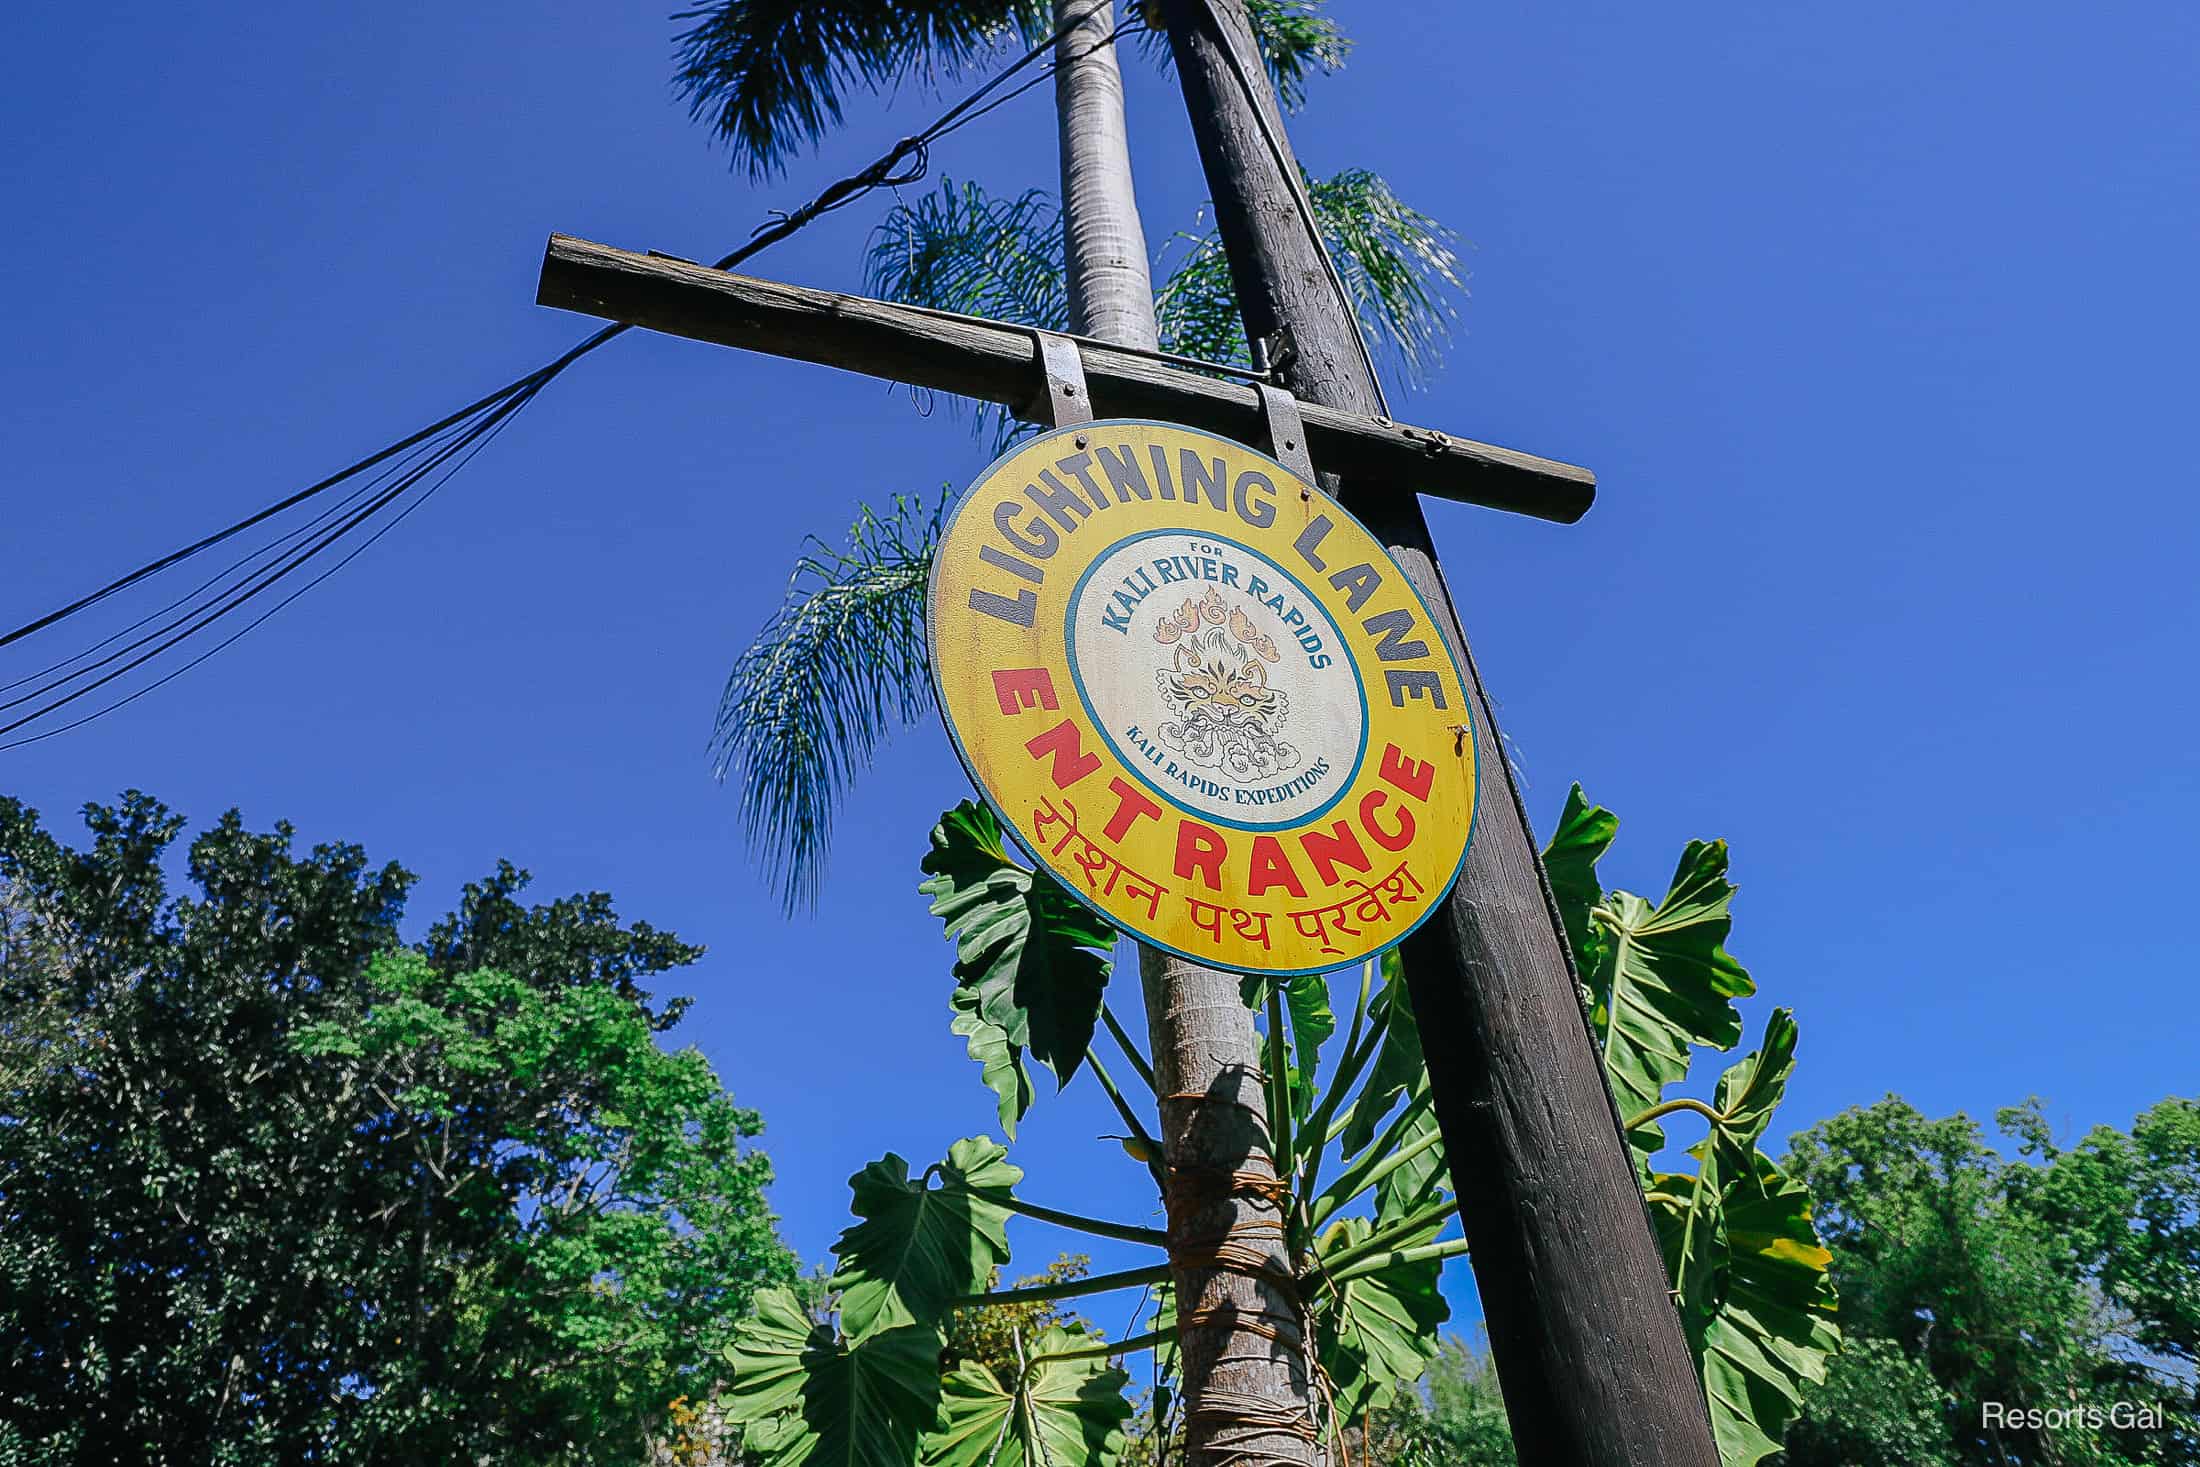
[[1152, 2, 1724, 1462]]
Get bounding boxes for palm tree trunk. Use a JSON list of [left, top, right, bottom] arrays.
[[1053, 0, 1157, 349], [1051, 6, 1316, 1461]]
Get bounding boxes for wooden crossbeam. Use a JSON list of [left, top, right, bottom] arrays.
[[537, 234, 1595, 524]]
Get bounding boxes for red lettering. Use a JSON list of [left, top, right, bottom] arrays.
[[1174, 820, 1228, 891], [1024, 719, 1101, 789], [1247, 835, 1308, 899], [1299, 819, 1372, 887], [1101, 777, 1163, 842], [992, 667, 1059, 716], [1360, 790, 1415, 852], [1378, 742, 1435, 803]]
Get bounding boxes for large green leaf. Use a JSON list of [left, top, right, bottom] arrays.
[[1374, 1104, 1448, 1223], [1649, 1151, 1839, 1467], [922, 803, 1115, 1119], [1589, 839, 1755, 1164], [1313, 1215, 1450, 1419], [1336, 953, 1424, 1158], [923, 1326, 1133, 1467], [722, 1286, 945, 1467], [832, 1136, 1022, 1341], [1541, 784, 1617, 977], [949, 982, 1036, 1139], [1705, 1009, 1799, 1170]]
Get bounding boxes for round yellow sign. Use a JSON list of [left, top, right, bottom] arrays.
[[927, 420, 1475, 975]]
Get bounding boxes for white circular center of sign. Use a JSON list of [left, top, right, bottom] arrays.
[[1066, 530, 1369, 830]]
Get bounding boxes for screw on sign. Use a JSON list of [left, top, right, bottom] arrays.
[[927, 419, 1475, 975]]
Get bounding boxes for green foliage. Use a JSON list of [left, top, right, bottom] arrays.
[[1779, 1337, 1957, 1467], [921, 801, 1117, 1134], [833, 1138, 1022, 1340], [925, 1326, 1133, 1467], [674, 0, 1050, 177], [1544, 786, 1838, 1466], [867, 179, 1068, 335], [723, 1286, 946, 1467], [1782, 1096, 2198, 1466], [1567, 802, 1754, 1167], [672, 0, 1349, 176], [1154, 170, 1463, 382], [712, 492, 945, 913], [1242, 969, 1335, 1123], [1364, 1335, 1516, 1467], [945, 1254, 1102, 1379], [0, 792, 793, 1464], [1313, 1216, 1450, 1419]]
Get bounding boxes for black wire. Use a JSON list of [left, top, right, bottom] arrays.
[[0, 416, 469, 698], [0, 416, 482, 720], [0, 370, 550, 653], [0, 386, 540, 749], [0, 4, 1129, 749], [0, 0, 1118, 662]]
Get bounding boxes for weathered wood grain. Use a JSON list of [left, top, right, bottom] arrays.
[[537, 233, 1595, 525], [1155, 1, 1723, 1463]]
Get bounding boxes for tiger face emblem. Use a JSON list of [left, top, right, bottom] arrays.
[[1153, 598, 1301, 783]]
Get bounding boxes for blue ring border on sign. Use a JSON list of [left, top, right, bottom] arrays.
[[1061, 527, 1369, 834], [923, 417, 1482, 978]]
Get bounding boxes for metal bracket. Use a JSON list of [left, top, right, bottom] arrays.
[[1257, 382, 1315, 488], [1033, 330, 1093, 429]]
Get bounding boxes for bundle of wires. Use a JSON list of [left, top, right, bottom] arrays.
[[0, 0, 1384, 756], [0, 368, 549, 752]]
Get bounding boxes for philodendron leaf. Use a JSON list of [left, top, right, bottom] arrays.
[[1590, 838, 1755, 1164], [923, 1326, 1133, 1467], [1336, 952, 1424, 1157], [922, 802, 1115, 1123], [832, 1137, 1021, 1341], [1542, 784, 1618, 977], [949, 982, 1037, 1139], [1313, 1214, 1449, 1419], [1242, 970, 1337, 1123], [1649, 1151, 1839, 1467], [722, 1285, 944, 1467], [1374, 1104, 1449, 1223], [1704, 1009, 1799, 1171]]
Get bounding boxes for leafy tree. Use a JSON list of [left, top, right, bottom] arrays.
[[0, 793, 793, 1464], [1777, 1337, 1957, 1467], [1780, 1096, 2198, 1467], [1360, 1334, 1517, 1467]]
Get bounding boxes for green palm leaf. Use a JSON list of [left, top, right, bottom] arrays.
[[674, 0, 1050, 177], [711, 493, 942, 913], [1155, 169, 1464, 384]]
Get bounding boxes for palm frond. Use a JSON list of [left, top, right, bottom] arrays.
[[672, 0, 1049, 177], [867, 178, 1070, 329], [711, 493, 946, 912], [1307, 168, 1466, 387], [1151, 218, 1250, 369], [867, 177, 1069, 449], [1133, 0, 1351, 111], [1153, 168, 1465, 388]]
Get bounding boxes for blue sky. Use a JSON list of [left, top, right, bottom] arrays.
[[3, 0, 2195, 1331]]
